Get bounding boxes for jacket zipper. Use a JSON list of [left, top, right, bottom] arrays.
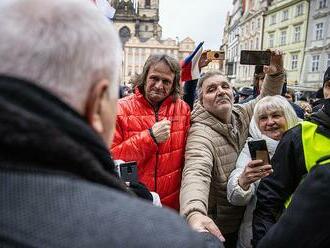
[[154, 110, 159, 192]]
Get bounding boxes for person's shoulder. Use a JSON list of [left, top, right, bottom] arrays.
[[174, 98, 190, 113], [1, 171, 209, 247], [117, 94, 142, 114], [278, 124, 302, 146]]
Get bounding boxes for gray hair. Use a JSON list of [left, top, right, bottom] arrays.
[[254, 95, 300, 130], [0, 0, 122, 112], [197, 71, 230, 103]]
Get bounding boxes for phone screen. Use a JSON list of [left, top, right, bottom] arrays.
[[119, 161, 138, 183], [248, 140, 270, 164], [240, 50, 271, 65]]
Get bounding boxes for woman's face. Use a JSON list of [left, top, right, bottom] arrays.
[[257, 109, 288, 140]]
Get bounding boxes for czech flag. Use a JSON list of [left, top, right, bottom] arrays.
[[181, 41, 204, 82]]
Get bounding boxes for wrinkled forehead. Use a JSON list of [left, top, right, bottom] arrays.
[[203, 75, 231, 88]]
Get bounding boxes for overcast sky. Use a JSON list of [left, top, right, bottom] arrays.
[[159, 0, 233, 50]]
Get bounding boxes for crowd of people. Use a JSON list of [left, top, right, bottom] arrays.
[[1, 0, 330, 247]]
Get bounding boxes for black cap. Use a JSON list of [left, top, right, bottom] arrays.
[[324, 66, 330, 87], [239, 87, 253, 97]]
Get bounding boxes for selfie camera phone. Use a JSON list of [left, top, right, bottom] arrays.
[[207, 51, 225, 60], [248, 140, 270, 164], [240, 50, 271, 65], [117, 161, 138, 184]]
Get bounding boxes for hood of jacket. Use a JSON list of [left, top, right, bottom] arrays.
[[0, 75, 128, 193], [311, 99, 330, 129]]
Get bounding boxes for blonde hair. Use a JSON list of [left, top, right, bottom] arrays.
[[254, 95, 300, 130]]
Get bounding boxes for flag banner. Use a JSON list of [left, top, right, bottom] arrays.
[[181, 41, 204, 82]]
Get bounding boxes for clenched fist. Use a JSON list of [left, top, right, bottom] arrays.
[[151, 119, 171, 144]]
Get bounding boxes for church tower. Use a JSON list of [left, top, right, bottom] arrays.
[[112, 0, 161, 45], [137, 0, 161, 39]]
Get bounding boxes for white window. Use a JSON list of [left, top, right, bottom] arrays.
[[250, 40, 254, 49], [269, 33, 274, 47], [316, 23, 324, 40], [252, 21, 255, 31], [270, 14, 276, 25], [312, 55, 320, 72], [294, 26, 301, 42], [319, 0, 327, 9], [328, 54, 330, 68], [291, 54, 298, 69], [257, 18, 261, 29], [282, 10, 289, 21], [296, 3, 304, 16], [256, 37, 259, 49], [280, 30, 287, 46]]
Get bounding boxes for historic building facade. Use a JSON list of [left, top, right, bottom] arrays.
[[262, 0, 309, 85], [224, 0, 243, 85], [237, 0, 269, 86], [301, 0, 330, 89], [111, 0, 195, 83]]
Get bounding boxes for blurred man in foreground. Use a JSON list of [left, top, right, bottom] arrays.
[[0, 0, 221, 247]]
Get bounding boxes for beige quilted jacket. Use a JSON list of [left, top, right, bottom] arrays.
[[180, 73, 284, 234]]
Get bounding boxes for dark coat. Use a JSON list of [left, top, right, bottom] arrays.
[[0, 76, 222, 248], [252, 101, 330, 247], [257, 158, 330, 248]]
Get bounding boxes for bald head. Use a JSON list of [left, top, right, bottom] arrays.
[[0, 0, 122, 113]]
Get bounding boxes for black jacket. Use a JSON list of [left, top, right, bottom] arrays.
[[0, 76, 222, 248], [252, 100, 330, 247], [257, 158, 330, 247]]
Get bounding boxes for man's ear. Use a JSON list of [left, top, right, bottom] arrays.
[[85, 79, 109, 134]]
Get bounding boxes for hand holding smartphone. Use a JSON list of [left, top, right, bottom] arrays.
[[248, 139, 270, 165], [117, 161, 138, 184], [238, 141, 272, 190], [240, 50, 271, 65]]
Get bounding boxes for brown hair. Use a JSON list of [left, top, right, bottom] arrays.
[[134, 54, 182, 101]]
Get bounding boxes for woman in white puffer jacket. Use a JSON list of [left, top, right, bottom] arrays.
[[227, 95, 300, 248]]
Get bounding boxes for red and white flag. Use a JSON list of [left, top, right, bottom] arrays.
[[180, 41, 204, 82]]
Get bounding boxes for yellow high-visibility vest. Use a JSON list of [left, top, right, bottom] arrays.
[[285, 121, 330, 208]]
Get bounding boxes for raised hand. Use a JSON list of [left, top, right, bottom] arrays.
[[198, 50, 212, 70], [263, 49, 284, 76]]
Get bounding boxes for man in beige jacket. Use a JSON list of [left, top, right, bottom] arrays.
[[180, 50, 284, 248]]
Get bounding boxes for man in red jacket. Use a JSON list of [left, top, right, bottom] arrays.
[[111, 54, 191, 210]]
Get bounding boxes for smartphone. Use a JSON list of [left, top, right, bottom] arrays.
[[118, 161, 138, 184], [207, 51, 225, 60], [240, 50, 271, 65], [248, 140, 270, 164]]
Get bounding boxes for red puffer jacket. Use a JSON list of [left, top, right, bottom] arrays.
[[111, 89, 190, 210]]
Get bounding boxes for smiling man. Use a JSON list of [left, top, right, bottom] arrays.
[[180, 50, 285, 247], [111, 54, 191, 210]]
